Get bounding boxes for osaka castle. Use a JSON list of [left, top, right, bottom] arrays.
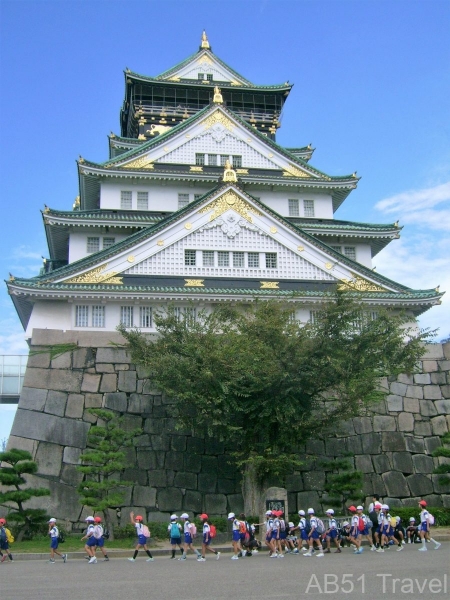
[[7, 32, 443, 336]]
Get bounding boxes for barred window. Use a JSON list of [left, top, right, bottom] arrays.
[[195, 153, 205, 166], [288, 199, 299, 216], [183, 307, 197, 325], [331, 246, 342, 253], [203, 251, 215, 266], [206, 74, 213, 81], [310, 310, 321, 324], [232, 155, 242, 168], [178, 193, 190, 208], [194, 193, 203, 201], [92, 305, 105, 328], [173, 307, 182, 321], [265, 253, 277, 268], [248, 252, 259, 268], [139, 306, 152, 328], [218, 251, 229, 267], [137, 191, 148, 210], [75, 305, 89, 327], [198, 73, 204, 80], [207, 154, 217, 166], [121, 191, 132, 209], [220, 154, 229, 166], [233, 252, 244, 267], [344, 246, 356, 261], [185, 250, 196, 266], [303, 199, 315, 217], [87, 237, 100, 253], [120, 306, 134, 328], [103, 237, 115, 249]]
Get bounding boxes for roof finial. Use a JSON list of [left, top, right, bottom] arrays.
[[213, 86, 223, 104], [223, 160, 237, 183], [201, 30, 210, 49]]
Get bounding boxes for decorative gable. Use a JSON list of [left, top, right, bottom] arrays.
[[163, 51, 247, 85]]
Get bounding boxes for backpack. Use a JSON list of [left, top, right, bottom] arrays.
[[93, 525, 103, 540], [280, 519, 286, 532], [170, 522, 181, 538], [389, 517, 397, 528], [141, 524, 150, 538], [0, 528, 6, 542], [189, 523, 197, 538], [5, 528, 14, 544], [57, 530, 65, 544], [239, 521, 247, 534], [103, 529, 110, 540], [358, 517, 365, 532], [428, 513, 435, 526], [316, 519, 325, 535], [209, 524, 217, 538]]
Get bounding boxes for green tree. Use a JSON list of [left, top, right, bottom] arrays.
[[0, 449, 50, 540], [432, 432, 450, 488], [119, 293, 432, 515], [319, 456, 364, 513], [77, 408, 142, 540]]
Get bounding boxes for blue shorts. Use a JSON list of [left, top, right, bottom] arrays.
[[362, 527, 369, 536], [327, 529, 338, 539], [184, 533, 192, 544], [170, 537, 182, 545], [232, 530, 241, 542], [203, 535, 210, 545], [87, 537, 97, 547], [137, 534, 148, 545], [351, 529, 359, 538], [310, 530, 320, 540], [50, 538, 59, 549], [375, 526, 381, 534], [420, 523, 429, 532], [280, 532, 286, 540], [270, 531, 279, 541], [300, 530, 308, 541], [96, 537, 104, 547]]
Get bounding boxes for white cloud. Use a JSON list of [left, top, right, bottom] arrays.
[[0, 314, 29, 355], [8, 244, 45, 278]]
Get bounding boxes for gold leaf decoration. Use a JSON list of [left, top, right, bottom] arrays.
[[65, 264, 123, 285], [325, 263, 333, 270], [202, 112, 235, 131], [297, 245, 305, 252], [337, 275, 386, 292], [122, 155, 154, 170], [184, 223, 193, 230], [157, 240, 164, 246], [199, 191, 262, 223], [185, 279, 204, 287], [270, 226, 278, 234], [283, 164, 310, 178], [127, 255, 135, 263], [260, 281, 279, 289], [190, 166, 203, 172]]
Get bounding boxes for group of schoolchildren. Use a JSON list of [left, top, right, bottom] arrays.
[[0, 496, 441, 565]]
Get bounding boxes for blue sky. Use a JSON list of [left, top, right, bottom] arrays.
[[0, 0, 449, 440]]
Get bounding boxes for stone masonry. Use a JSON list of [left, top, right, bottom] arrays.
[[4, 329, 450, 528]]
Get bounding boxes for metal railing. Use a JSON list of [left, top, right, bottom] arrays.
[[0, 355, 28, 399]]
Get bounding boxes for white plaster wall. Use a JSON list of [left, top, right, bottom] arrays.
[[68, 230, 128, 263], [250, 190, 334, 219], [26, 302, 72, 337], [355, 244, 373, 268]]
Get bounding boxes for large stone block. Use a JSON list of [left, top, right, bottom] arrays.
[[204, 493, 227, 515], [355, 455, 374, 473], [84, 393, 102, 408], [406, 386, 423, 400], [202, 455, 218, 473], [63, 446, 82, 465], [303, 471, 326, 490], [422, 344, 444, 360], [381, 432, 406, 452], [44, 391, 67, 417], [420, 400, 438, 417], [174, 472, 197, 490], [218, 455, 236, 478], [406, 474, 433, 496], [413, 373, 431, 385], [438, 359, 450, 371], [305, 439, 325, 455], [353, 417, 373, 434], [157, 487, 183, 511], [361, 432, 381, 454], [65, 394, 84, 419], [424, 436, 442, 454], [414, 421, 432, 436], [424, 385, 442, 400], [403, 398, 420, 413], [186, 437, 204, 455], [118, 370, 137, 392], [23, 367, 82, 393], [431, 415, 448, 436], [19, 387, 48, 411], [147, 469, 167, 487], [372, 454, 391, 474], [204, 438, 225, 455], [11, 410, 90, 447], [296, 491, 321, 512], [325, 438, 347, 456], [373, 416, 396, 432], [104, 392, 127, 412], [129, 394, 153, 414], [27, 347, 51, 368], [411, 454, 434, 473], [431, 475, 450, 494], [96, 347, 131, 363], [171, 435, 187, 452], [144, 418, 164, 435], [397, 374, 413, 385], [198, 473, 217, 493], [386, 395, 403, 412], [151, 435, 170, 452], [392, 452, 414, 473], [60, 464, 84, 487], [6, 435, 37, 456], [398, 412, 414, 432], [163, 450, 182, 470], [422, 360, 438, 373], [405, 436, 425, 453], [72, 348, 95, 369], [184, 453, 202, 473], [133, 486, 157, 507], [183, 490, 203, 513], [382, 471, 410, 497], [431, 372, 446, 385], [35, 442, 63, 477], [441, 385, 450, 398], [347, 435, 363, 454], [51, 352, 72, 369], [390, 382, 407, 396], [435, 399, 450, 414], [99, 373, 117, 393], [285, 473, 303, 492], [217, 479, 236, 494]]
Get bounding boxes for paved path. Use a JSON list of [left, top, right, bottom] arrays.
[[1, 543, 449, 600]]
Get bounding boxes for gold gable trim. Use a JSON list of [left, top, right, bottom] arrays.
[[185, 279, 204, 287], [337, 275, 386, 292], [202, 112, 235, 131], [282, 164, 311, 178], [65, 264, 123, 285], [198, 191, 262, 223], [122, 155, 154, 170], [260, 281, 279, 289]]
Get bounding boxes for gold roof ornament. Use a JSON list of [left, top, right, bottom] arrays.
[[72, 196, 80, 210], [199, 190, 262, 223], [65, 264, 123, 285], [394, 220, 399, 227], [223, 159, 237, 182], [213, 86, 223, 104], [201, 30, 210, 49], [337, 275, 386, 292]]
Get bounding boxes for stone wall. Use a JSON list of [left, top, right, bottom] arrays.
[[3, 329, 450, 527]]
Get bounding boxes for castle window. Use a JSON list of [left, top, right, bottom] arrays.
[[233, 252, 244, 267], [86, 237, 100, 253], [206, 74, 213, 82], [248, 252, 259, 268], [194, 193, 203, 201], [120, 306, 134, 327], [265, 253, 277, 268], [140, 306, 152, 328], [331, 246, 342, 253], [344, 246, 356, 261], [185, 249, 196, 266], [198, 73, 204, 80], [220, 155, 229, 167], [232, 155, 242, 168], [103, 237, 116, 249], [137, 191, 148, 210], [75, 305, 89, 327], [178, 193, 190, 208], [183, 307, 197, 325], [288, 199, 299, 216], [120, 191, 132, 209], [309, 310, 321, 324], [218, 251, 230, 267], [303, 199, 315, 217], [203, 251, 215, 266], [195, 153, 206, 166], [208, 154, 218, 166], [92, 305, 105, 328]]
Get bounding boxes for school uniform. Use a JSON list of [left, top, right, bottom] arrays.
[[419, 509, 430, 533], [94, 524, 104, 547], [327, 517, 338, 539], [265, 518, 274, 543], [350, 515, 360, 538], [271, 517, 280, 541], [184, 520, 193, 544], [309, 516, 320, 540], [168, 521, 182, 545], [382, 513, 392, 537], [202, 522, 211, 545], [232, 518, 241, 543], [135, 523, 148, 545], [279, 519, 286, 541], [298, 517, 308, 541], [86, 524, 97, 547], [49, 525, 59, 549], [361, 514, 371, 536]]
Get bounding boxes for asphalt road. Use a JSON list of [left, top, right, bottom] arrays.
[[1, 544, 449, 600]]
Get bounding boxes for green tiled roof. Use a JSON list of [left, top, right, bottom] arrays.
[[44, 209, 165, 224]]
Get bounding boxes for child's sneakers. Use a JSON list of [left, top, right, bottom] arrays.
[[434, 542, 441, 550], [146, 557, 154, 562], [62, 554, 67, 562], [216, 552, 221, 560]]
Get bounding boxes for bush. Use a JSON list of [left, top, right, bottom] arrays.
[[390, 507, 450, 527]]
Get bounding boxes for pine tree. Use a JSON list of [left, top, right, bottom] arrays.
[[0, 449, 50, 540], [319, 456, 364, 514], [77, 408, 142, 540], [432, 432, 450, 487]]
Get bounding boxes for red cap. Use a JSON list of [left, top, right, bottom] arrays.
[[199, 513, 209, 520], [94, 516, 102, 523], [135, 515, 143, 521], [419, 500, 427, 507], [0, 518, 6, 525], [348, 505, 357, 512]]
